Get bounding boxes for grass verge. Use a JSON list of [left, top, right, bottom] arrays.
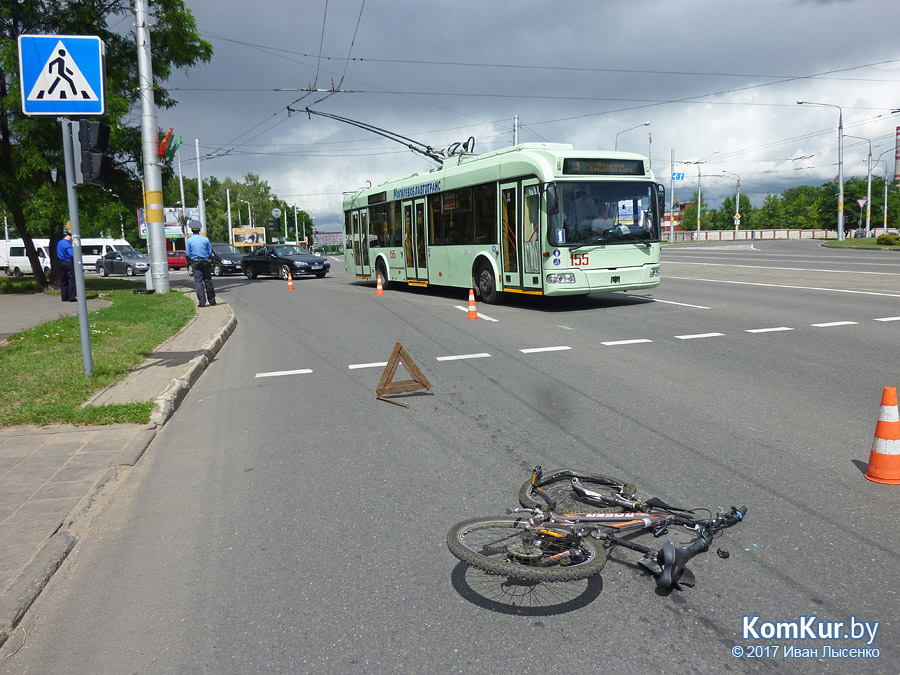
[[0, 279, 195, 426]]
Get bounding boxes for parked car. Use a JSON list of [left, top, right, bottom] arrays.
[[241, 244, 330, 280], [95, 248, 150, 276], [167, 249, 187, 270], [187, 242, 244, 276]]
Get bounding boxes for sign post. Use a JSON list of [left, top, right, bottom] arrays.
[[19, 35, 108, 377]]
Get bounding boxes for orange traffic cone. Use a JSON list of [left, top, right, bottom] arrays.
[[287, 273, 294, 290], [376, 274, 384, 296], [467, 289, 478, 320], [865, 386, 900, 484]]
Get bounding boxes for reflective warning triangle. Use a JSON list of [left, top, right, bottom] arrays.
[[27, 40, 98, 102]]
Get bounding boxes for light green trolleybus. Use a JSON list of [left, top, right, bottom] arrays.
[[342, 142, 663, 304]]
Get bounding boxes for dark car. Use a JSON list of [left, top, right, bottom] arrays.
[[96, 248, 150, 276], [186, 242, 244, 276], [167, 249, 186, 270], [241, 244, 330, 280]]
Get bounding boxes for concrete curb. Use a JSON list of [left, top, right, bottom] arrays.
[[0, 532, 76, 648], [149, 309, 236, 427]]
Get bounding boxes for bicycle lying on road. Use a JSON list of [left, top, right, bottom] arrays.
[[447, 466, 746, 590]]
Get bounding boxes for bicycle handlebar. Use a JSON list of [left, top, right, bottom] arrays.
[[657, 506, 746, 589]]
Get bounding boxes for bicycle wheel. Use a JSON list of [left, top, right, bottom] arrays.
[[518, 470, 636, 513], [447, 515, 607, 582]]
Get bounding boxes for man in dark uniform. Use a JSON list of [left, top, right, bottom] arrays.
[[56, 232, 76, 302], [185, 224, 216, 307]]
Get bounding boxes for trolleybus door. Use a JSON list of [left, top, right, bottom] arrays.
[[521, 179, 543, 292], [352, 209, 371, 278], [404, 198, 428, 282], [500, 182, 522, 290]]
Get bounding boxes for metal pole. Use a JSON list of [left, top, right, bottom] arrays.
[[294, 205, 299, 243], [884, 166, 889, 236], [513, 115, 518, 146], [284, 209, 287, 241], [865, 142, 872, 237], [696, 166, 702, 237], [61, 119, 93, 377], [735, 178, 740, 233], [195, 139, 206, 234], [135, 0, 169, 293], [227, 188, 233, 245], [669, 149, 675, 243], [177, 149, 186, 232], [837, 109, 845, 241]]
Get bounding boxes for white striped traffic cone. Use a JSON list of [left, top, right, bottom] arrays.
[[865, 386, 900, 484], [467, 289, 478, 320]]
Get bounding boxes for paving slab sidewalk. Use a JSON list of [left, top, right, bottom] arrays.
[[0, 292, 235, 647]]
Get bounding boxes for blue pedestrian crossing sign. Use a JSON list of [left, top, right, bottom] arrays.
[[18, 35, 106, 116]]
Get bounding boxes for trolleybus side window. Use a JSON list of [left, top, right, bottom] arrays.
[[472, 183, 497, 245]]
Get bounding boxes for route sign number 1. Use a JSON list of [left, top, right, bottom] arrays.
[[18, 35, 106, 117]]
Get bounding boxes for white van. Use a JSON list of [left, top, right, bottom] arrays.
[[79, 238, 133, 271], [3, 239, 52, 276]]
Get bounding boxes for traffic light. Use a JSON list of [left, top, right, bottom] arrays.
[[267, 216, 279, 231], [73, 120, 112, 186]]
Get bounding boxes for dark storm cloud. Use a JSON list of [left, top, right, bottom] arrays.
[[161, 0, 900, 228]]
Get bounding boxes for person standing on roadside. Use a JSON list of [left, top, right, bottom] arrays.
[[186, 223, 216, 307], [57, 231, 76, 302]]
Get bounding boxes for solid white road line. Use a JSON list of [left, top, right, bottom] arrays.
[[666, 276, 900, 299], [651, 298, 711, 309], [436, 353, 492, 361], [601, 339, 653, 346], [745, 327, 794, 333], [874, 316, 900, 322], [348, 362, 388, 369], [811, 321, 858, 327], [674, 332, 725, 340], [454, 305, 498, 321], [255, 368, 313, 378], [519, 346, 572, 354]]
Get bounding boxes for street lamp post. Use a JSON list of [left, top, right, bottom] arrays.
[[615, 121, 650, 151], [720, 169, 741, 234], [797, 101, 845, 240], [876, 149, 892, 236], [240, 199, 252, 227], [845, 135, 872, 237]]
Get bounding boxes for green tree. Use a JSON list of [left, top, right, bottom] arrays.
[[680, 191, 708, 231], [755, 194, 787, 229], [0, 0, 212, 289], [712, 193, 754, 230]]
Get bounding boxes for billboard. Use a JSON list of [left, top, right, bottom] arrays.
[[233, 227, 266, 246], [137, 207, 200, 239]]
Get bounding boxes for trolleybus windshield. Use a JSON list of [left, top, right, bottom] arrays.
[[549, 182, 661, 246]]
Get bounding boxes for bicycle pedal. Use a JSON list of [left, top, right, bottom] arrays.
[[638, 558, 662, 576]]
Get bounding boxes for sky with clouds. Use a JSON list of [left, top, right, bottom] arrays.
[[159, 0, 900, 230]]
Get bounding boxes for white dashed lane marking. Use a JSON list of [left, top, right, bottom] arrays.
[[255, 368, 313, 378], [601, 339, 653, 346], [436, 353, 492, 361], [519, 346, 572, 354], [259, 314, 893, 378], [745, 327, 794, 333]]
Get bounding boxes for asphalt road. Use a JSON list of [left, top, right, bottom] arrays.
[[3, 241, 899, 674]]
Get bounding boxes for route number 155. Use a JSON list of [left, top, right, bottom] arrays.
[[570, 252, 589, 266]]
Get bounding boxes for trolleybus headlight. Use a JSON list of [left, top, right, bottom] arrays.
[[546, 272, 576, 284], [649, 267, 660, 278]]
